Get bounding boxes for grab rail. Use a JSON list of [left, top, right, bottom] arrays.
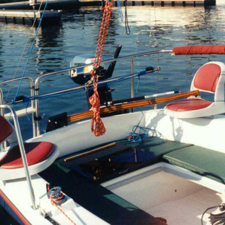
[[0, 77, 36, 137], [0, 105, 36, 210]]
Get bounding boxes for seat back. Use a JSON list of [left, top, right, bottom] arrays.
[[0, 116, 13, 144], [190, 61, 225, 101]]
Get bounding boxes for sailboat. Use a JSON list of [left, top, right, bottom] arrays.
[[0, 44, 225, 225], [1, 0, 225, 221]]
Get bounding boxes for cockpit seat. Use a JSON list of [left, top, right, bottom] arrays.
[[0, 115, 59, 180], [164, 62, 225, 118]]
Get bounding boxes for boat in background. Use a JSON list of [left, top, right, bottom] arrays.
[[1, 45, 225, 225]]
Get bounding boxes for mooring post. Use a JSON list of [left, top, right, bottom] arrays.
[[204, 0, 216, 6]]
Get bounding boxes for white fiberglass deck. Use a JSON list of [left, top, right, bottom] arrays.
[[103, 165, 225, 225], [0, 174, 109, 225]]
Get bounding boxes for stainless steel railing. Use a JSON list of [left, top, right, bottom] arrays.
[[0, 77, 36, 137], [33, 49, 171, 135], [0, 49, 172, 136], [0, 105, 36, 209]]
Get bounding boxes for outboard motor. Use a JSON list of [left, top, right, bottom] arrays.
[[69, 45, 122, 108]]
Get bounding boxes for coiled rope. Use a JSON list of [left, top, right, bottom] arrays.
[[127, 112, 164, 146], [201, 204, 225, 225], [89, 0, 114, 136]]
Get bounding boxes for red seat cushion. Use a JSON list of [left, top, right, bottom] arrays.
[[194, 63, 221, 93], [166, 99, 213, 112], [0, 142, 54, 169], [0, 116, 13, 143]]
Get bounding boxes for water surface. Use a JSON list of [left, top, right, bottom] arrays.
[[0, 4, 225, 137]]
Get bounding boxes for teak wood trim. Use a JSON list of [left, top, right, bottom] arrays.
[[64, 142, 116, 162], [67, 90, 200, 123]]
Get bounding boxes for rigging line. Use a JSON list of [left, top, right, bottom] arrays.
[[117, 0, 123, 21], [5, 1, 43, 103], [14, 0, 49, 102], [124, 0, 130, 35], [153, 6, 159, 95]]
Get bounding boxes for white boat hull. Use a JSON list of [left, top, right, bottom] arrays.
[[2, 108, 225, 225]]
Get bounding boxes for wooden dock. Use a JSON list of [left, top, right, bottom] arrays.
[[0, 9, 61, 25]]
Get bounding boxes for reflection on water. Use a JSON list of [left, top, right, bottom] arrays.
[[33, 25, 64, 74], [0, 5, 225, 138]]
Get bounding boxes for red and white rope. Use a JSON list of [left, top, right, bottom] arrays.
[[50, 193, 77, 225], [89, 0, 113, 137]]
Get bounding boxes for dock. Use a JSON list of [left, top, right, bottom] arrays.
[[0, 0, 100, 10], [0, 0, 215, 25], [0, 9, 61, 25], [114, 0, 212, 7], [0, 0, 215, 10]]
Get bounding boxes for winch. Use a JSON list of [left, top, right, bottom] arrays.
[[48, 186, 66, 205]]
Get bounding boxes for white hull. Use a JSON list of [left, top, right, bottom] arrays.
[[1, 108, 225, 224], [30, 108, 225, 155]]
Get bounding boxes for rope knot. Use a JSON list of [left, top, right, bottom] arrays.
[[102, 6, 109, 10], [89, 92, 106, 137]]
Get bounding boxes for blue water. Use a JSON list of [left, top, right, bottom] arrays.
[[0, 4, 225, 139]]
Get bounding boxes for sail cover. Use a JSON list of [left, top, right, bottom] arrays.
[[172, 45, 225, 55]]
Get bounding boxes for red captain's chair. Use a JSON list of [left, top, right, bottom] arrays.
[[164, 61, 225, 118], [0, 115, 59, 180]]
